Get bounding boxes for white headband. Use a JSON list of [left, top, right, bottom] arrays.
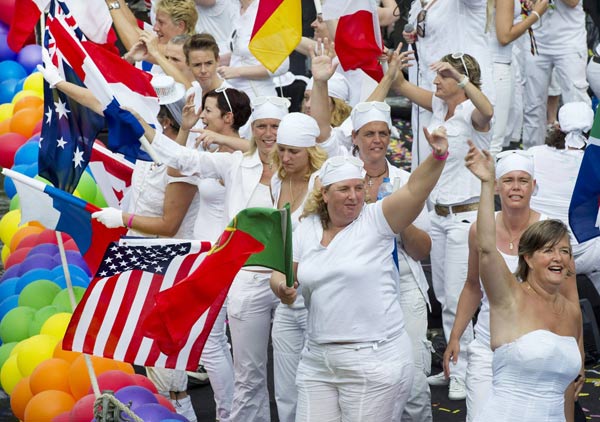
[[351, 102, 392, 132], [277, 113, 319, 148], [558, 102, 593, 149], [306, 73, 351, 103], [496, 151, 534, 179], [319, 156, 366, 186], [251, 96, 290, 121]]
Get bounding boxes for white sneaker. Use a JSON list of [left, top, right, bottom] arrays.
[[426, 371, 449, 386], [448, 377, 467, 400]]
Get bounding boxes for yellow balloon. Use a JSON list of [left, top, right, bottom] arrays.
[[1, 244, 9, 267], [40, 313, 72, 339], [0, 354, 23, 395], [16, 334, 59, 377], [0, 209, 23, 246], [9, 339, 28, 357], [23, 72, 44, 96], [11, 89, 43, 104], [0, 103, 14, 123]]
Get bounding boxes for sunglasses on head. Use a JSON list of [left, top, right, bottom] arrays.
[[451, 52, 470, 78], [215, 86, 233, 113], [354, 102, 391, 113]]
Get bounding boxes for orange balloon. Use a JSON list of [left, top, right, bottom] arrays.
[[9, 226, 44, 252], [10, 109, 43, 138], [13, 96, 44, 114], [10, 376, 33, 421], [53, 340, 81, 364], [68, 355, 119, 400], [0, 118, 11, 135], [24, 390, 75, 422], [29, 358, 72, 396], [115, 360, 136, 375]]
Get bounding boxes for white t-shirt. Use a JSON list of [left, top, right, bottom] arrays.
[[195, 0, 239, 55], [428, 96, 491, 205], [534, 0, 586, 55], [293, 201, 405, 343]]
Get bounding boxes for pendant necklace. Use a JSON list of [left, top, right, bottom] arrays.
[[365, 167, 387, 187], [501, 210, 531, 250]]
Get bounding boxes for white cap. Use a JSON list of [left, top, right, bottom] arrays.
[[251, 96, 290, 121], [306, 73, 351, 103], [319, 156, 366, 186], [151, 74, 185, 105], [277, 113, 319, 148], [495, 151, 534, 179], [558, 102, 594, 149], [350, 102, 392, 132]]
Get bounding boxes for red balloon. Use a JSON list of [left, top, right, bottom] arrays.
[[0, 132, 27, 168], [51, 411, 71, 422], [4, 246, 32, 270], [70, 394, 96, 422], [17, 234, 44, 249], [154, 394, 176, 412], [62, 239, 79, 252], [0, 0, 15, 25], [36, 230, 72, 246], [88, 370, 135, 395], [131, 374, 158, 394]]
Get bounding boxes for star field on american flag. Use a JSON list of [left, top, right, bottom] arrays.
[[96, 242, 193, 278]]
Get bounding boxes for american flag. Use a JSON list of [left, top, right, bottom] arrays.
[[63, 239, 213, 370], [39, 0, 105, 193]]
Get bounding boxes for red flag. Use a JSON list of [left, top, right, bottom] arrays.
[[64, 239, 212, 370], [6, 0, 47, 52], [89, 142, 135, 208], [323, 0, 384, 82]]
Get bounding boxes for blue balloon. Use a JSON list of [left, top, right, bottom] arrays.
[[53, 274, 90, 289], [0, 78, 18, 104], [0, 295, 19, 321], [27, 134, 41, 144], [17, 44, 42, 74], [0, 34, 17, 62], [14, 76, 25, 93], [3, 163, 31, 198], [0, 60, 26, 82], [0, 277, 18, 301], [15, 268, 54, 293], [13, 141, 39, 166], [0, 21, 8, 35], [0, 265, 21, 282], [51, 264, 91, 282]]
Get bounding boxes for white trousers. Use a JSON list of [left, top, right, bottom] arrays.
[[228, 270, 279, 422], [522, 50, 590, 148], [490, 62, 514, 157], [146, 368, 197, 422], [397, 286, 432, 422], [587, 58, 600, 100], [201, 304, 234, 422], [429, 209, 476, 382], [575, 238, 600, 293], [272, 305, 308, 422], [295, 331, 415, 422], [465, 337, 493, 422]]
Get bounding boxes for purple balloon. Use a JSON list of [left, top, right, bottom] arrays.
[[127, 404, 174, 422], [18, 253, 59, 274], [17, 44, 42, 74], [65, 250, 92, 276], [115, 386, 158, 412], [0, 21, 8, 35], [0, 265, 21, 282], [0, 34, 17, 61], [29, 243, 60, 257], [160, 414, 188, 422]]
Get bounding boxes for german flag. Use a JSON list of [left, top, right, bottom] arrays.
[[249, 0, 301, 73]]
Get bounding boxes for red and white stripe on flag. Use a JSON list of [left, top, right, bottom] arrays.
[[89, 142, 135, 208], [64, 239, 214, 370]]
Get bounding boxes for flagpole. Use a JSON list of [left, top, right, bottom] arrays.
[[140, 135, 162, 165]]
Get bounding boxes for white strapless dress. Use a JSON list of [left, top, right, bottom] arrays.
[[473, 329, 581, 422]]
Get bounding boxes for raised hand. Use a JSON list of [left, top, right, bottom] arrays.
[[386, 43, 414, 82], [430, 61, 463, 82], [37, 49, 63, 88], [423, 126, 449, 158], [464, 140, 495, 182], [181, 94, 202, 131], [310, 37, 338, 82]]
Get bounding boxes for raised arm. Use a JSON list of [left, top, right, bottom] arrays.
[[309, 38, 338, 142], [139, 31, 192, 89], [106, 0, 145, 51], [193, 129, 250, 152], [382, 127, 448, 233], [496, 0, 548, 45], [391, 52, 434, 111], [465, 141, 517, 308], [366, 44, 414, 102]]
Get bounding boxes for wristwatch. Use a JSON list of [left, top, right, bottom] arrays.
[[107, 1, 121, 10]]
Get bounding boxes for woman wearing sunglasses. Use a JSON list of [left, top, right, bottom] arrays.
[[390, 49, 493, 400], [134, 95, 290, 422], [464, 142, 583, 422], [281, 127, 448, 421]]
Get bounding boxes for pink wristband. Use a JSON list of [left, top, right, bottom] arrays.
[[432, 150, 449, 161], [127, 213, 135, 228]]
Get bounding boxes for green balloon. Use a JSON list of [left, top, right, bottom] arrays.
[[33, 175, 52, 185], [9, 194, 19, 211], [28, 305, 59, 337], [75, 171, 97, 203], [18, 280, 61, 310], [52, 287, 86, 313], [93, 187, 108, 208], [0, 306, 36, 343], [0, 342, 17, 368]]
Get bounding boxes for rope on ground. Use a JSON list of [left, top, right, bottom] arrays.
[[93, 392, 144, 422]]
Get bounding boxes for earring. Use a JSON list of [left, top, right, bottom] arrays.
[[163, 125, 168, 130]]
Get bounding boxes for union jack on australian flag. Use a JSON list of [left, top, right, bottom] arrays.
[[39, 0, 105, 193], [64, 239, 212, 370]]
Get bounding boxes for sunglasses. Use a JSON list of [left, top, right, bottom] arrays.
[[451, 52, 470, 78], [354, 101, 391, 113], [251, 96, 291, 109], [495, 149, 532, 162], [417, 9, 427, 37], [215, 86, 233, 113], [326, 155, 365, 168]]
